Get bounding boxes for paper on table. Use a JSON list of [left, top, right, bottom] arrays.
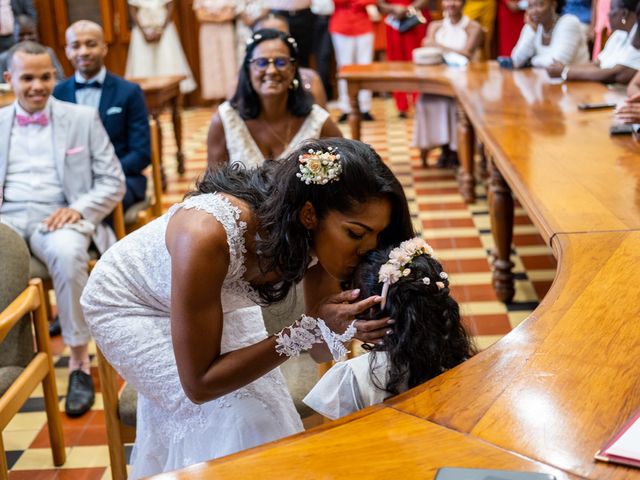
[[604, 415, 640, 461]]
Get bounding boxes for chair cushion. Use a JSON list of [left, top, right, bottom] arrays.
[[29, 256, 51, 281], [124, 198, 151, 226], [0, 366, 24, 396], [118, 383, 138, 427], [0, 224, 34, 368]]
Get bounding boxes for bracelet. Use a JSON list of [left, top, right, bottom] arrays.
[[317, 318, 357, 361], [274, 315, 323, 358]]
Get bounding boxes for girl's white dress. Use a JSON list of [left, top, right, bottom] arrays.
[[303, 352, 392, 420], [81, 193, 303, 479], [126, 0, 197, 94]]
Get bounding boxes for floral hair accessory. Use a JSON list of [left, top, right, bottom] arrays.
[[246, 33, 262, 46], [378, 237, 446, 309], [296, 147, 342, 185]]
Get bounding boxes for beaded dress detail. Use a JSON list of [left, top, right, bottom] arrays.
[[81, 193, 303, 479]]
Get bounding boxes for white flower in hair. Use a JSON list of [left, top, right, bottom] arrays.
[[296, 147, 342, 185], [377, 236, 435, 286]]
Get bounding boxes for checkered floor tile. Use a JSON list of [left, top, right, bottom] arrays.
[[3, 98, 556, 478]]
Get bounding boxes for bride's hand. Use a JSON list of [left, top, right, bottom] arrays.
[[314, 290, 394, 344]]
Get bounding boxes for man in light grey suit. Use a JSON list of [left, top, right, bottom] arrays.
[[0, 41, 125, 417]]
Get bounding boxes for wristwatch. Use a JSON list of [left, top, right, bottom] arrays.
[[561, 66, 570, 82]]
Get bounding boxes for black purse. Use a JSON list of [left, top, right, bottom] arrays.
[[398, 7, 427, 33]]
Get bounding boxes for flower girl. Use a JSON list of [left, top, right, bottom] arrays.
[[304, 237, 476, 419]]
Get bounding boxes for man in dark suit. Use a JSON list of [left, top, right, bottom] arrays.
[[53, 20, 150, 213], [0, 0, 37, 52]]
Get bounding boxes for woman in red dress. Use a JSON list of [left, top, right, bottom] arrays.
[[377, 0, 430, 117], [497, 0, 526, 56]]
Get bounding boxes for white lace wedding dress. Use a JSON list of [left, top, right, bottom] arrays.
[[81, 193, 303, 479]]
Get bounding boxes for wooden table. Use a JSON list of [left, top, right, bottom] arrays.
[[128, 75, 186, 189], [154, 65, 640, 480]]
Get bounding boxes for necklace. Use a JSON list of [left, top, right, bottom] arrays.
[[262, 115, 293, 150]]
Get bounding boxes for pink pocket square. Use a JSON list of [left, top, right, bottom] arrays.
[[66, 146, 85, 155]]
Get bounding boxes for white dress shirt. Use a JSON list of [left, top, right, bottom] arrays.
[[598, 25, 640, 70], [0, 0, 14, 36], [3, 99, 65, 206], [265, 0, 311, 11], [74, 66, 107, 111]]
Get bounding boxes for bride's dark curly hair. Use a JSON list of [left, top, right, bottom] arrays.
[[191, 138, 414, 303], [352, 246, 477, 396]]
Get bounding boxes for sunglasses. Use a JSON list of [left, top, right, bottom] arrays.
[[249, 56, 295, 70]]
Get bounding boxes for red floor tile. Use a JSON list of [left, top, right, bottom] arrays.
[[415, 187, 461, 196], [520, 255, 558, 270], [422, 218, 476, 229], [427, 237, 484, 249], [441, 258, 491, 274], [532, 280, 554, 301], [513, 233, 547, 246], [451, 284, 500, 303], [462, 314, 512, 336]]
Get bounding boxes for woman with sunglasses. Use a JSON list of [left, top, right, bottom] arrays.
[[207, 29, 342, 169]]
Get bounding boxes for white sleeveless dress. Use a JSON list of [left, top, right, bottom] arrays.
[[413, 16, 471, 152], [81, 193, 303, 479], [217, 101, 330, 168]]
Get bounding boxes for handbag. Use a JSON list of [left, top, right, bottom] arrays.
[[398, 7, 426, 33], [311, 0, 335, 16]]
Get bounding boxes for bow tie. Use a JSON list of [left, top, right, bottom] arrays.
[[75, 80, 102, 90], [16, 112, 49, 127]]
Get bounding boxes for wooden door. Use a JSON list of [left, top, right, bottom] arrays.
[[35, 0, 132, 77]]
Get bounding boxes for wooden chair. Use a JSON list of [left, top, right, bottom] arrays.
[[97, 349, 136, 480], [124, 118, 164, 233], [0, 224, 65, 479]]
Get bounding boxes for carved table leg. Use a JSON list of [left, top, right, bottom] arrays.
[[489, 159, 515, 303], [172, 93, 185, 175], [347, 82, 361, 141], [456, 100, 476, 203]]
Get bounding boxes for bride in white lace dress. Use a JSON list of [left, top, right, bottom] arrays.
[[81, 138, 414, 478], [207, 29, 341, 169]]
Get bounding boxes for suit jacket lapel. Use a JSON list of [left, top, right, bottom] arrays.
[[51, 99, 68, 185], [98, 73, 116, 122]]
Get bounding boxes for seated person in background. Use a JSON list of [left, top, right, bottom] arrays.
[[0, 41, 125, 417], [0, 15, 64, 79], [303, 238, 476, 420], [414, 0, 483, 168], [511, 0, 590, 68], [547, 0, 640, 83], [207, 29, 341, 169], [0, 0, 37, 53], [54, 20, 151, 212], [252, 13, 327, 107], [613, 67, 640, 122]]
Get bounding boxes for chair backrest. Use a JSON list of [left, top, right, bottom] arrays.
[[0, 224, 34, 368]]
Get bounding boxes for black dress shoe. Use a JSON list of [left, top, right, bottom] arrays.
[[337, 113, 348, 123], [65, 370, 95, 417], [398, 111, 408, 119], [362, 111, 375, 121], [48, 316, 61, 337]]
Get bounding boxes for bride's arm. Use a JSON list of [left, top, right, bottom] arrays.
[[167, 208, 286, 404], [166, 209, 384, 404]]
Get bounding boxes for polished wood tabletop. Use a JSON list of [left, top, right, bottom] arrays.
[[450, 63, 640, 240], [0, 89, 14, 108]]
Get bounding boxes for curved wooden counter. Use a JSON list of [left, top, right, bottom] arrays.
[[155, 65, 640, 480]]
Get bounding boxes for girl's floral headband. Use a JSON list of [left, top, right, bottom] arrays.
[[378, 237, 448, 309], [296, 147, 342, 185]]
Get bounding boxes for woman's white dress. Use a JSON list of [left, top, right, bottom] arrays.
[[413, 16, 471, 151], [217, 101, 330, 168], [81, 193, 303, 479], [126, 0, 197, 94]]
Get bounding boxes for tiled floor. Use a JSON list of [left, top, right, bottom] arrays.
[[3, 98, 557, 478]]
